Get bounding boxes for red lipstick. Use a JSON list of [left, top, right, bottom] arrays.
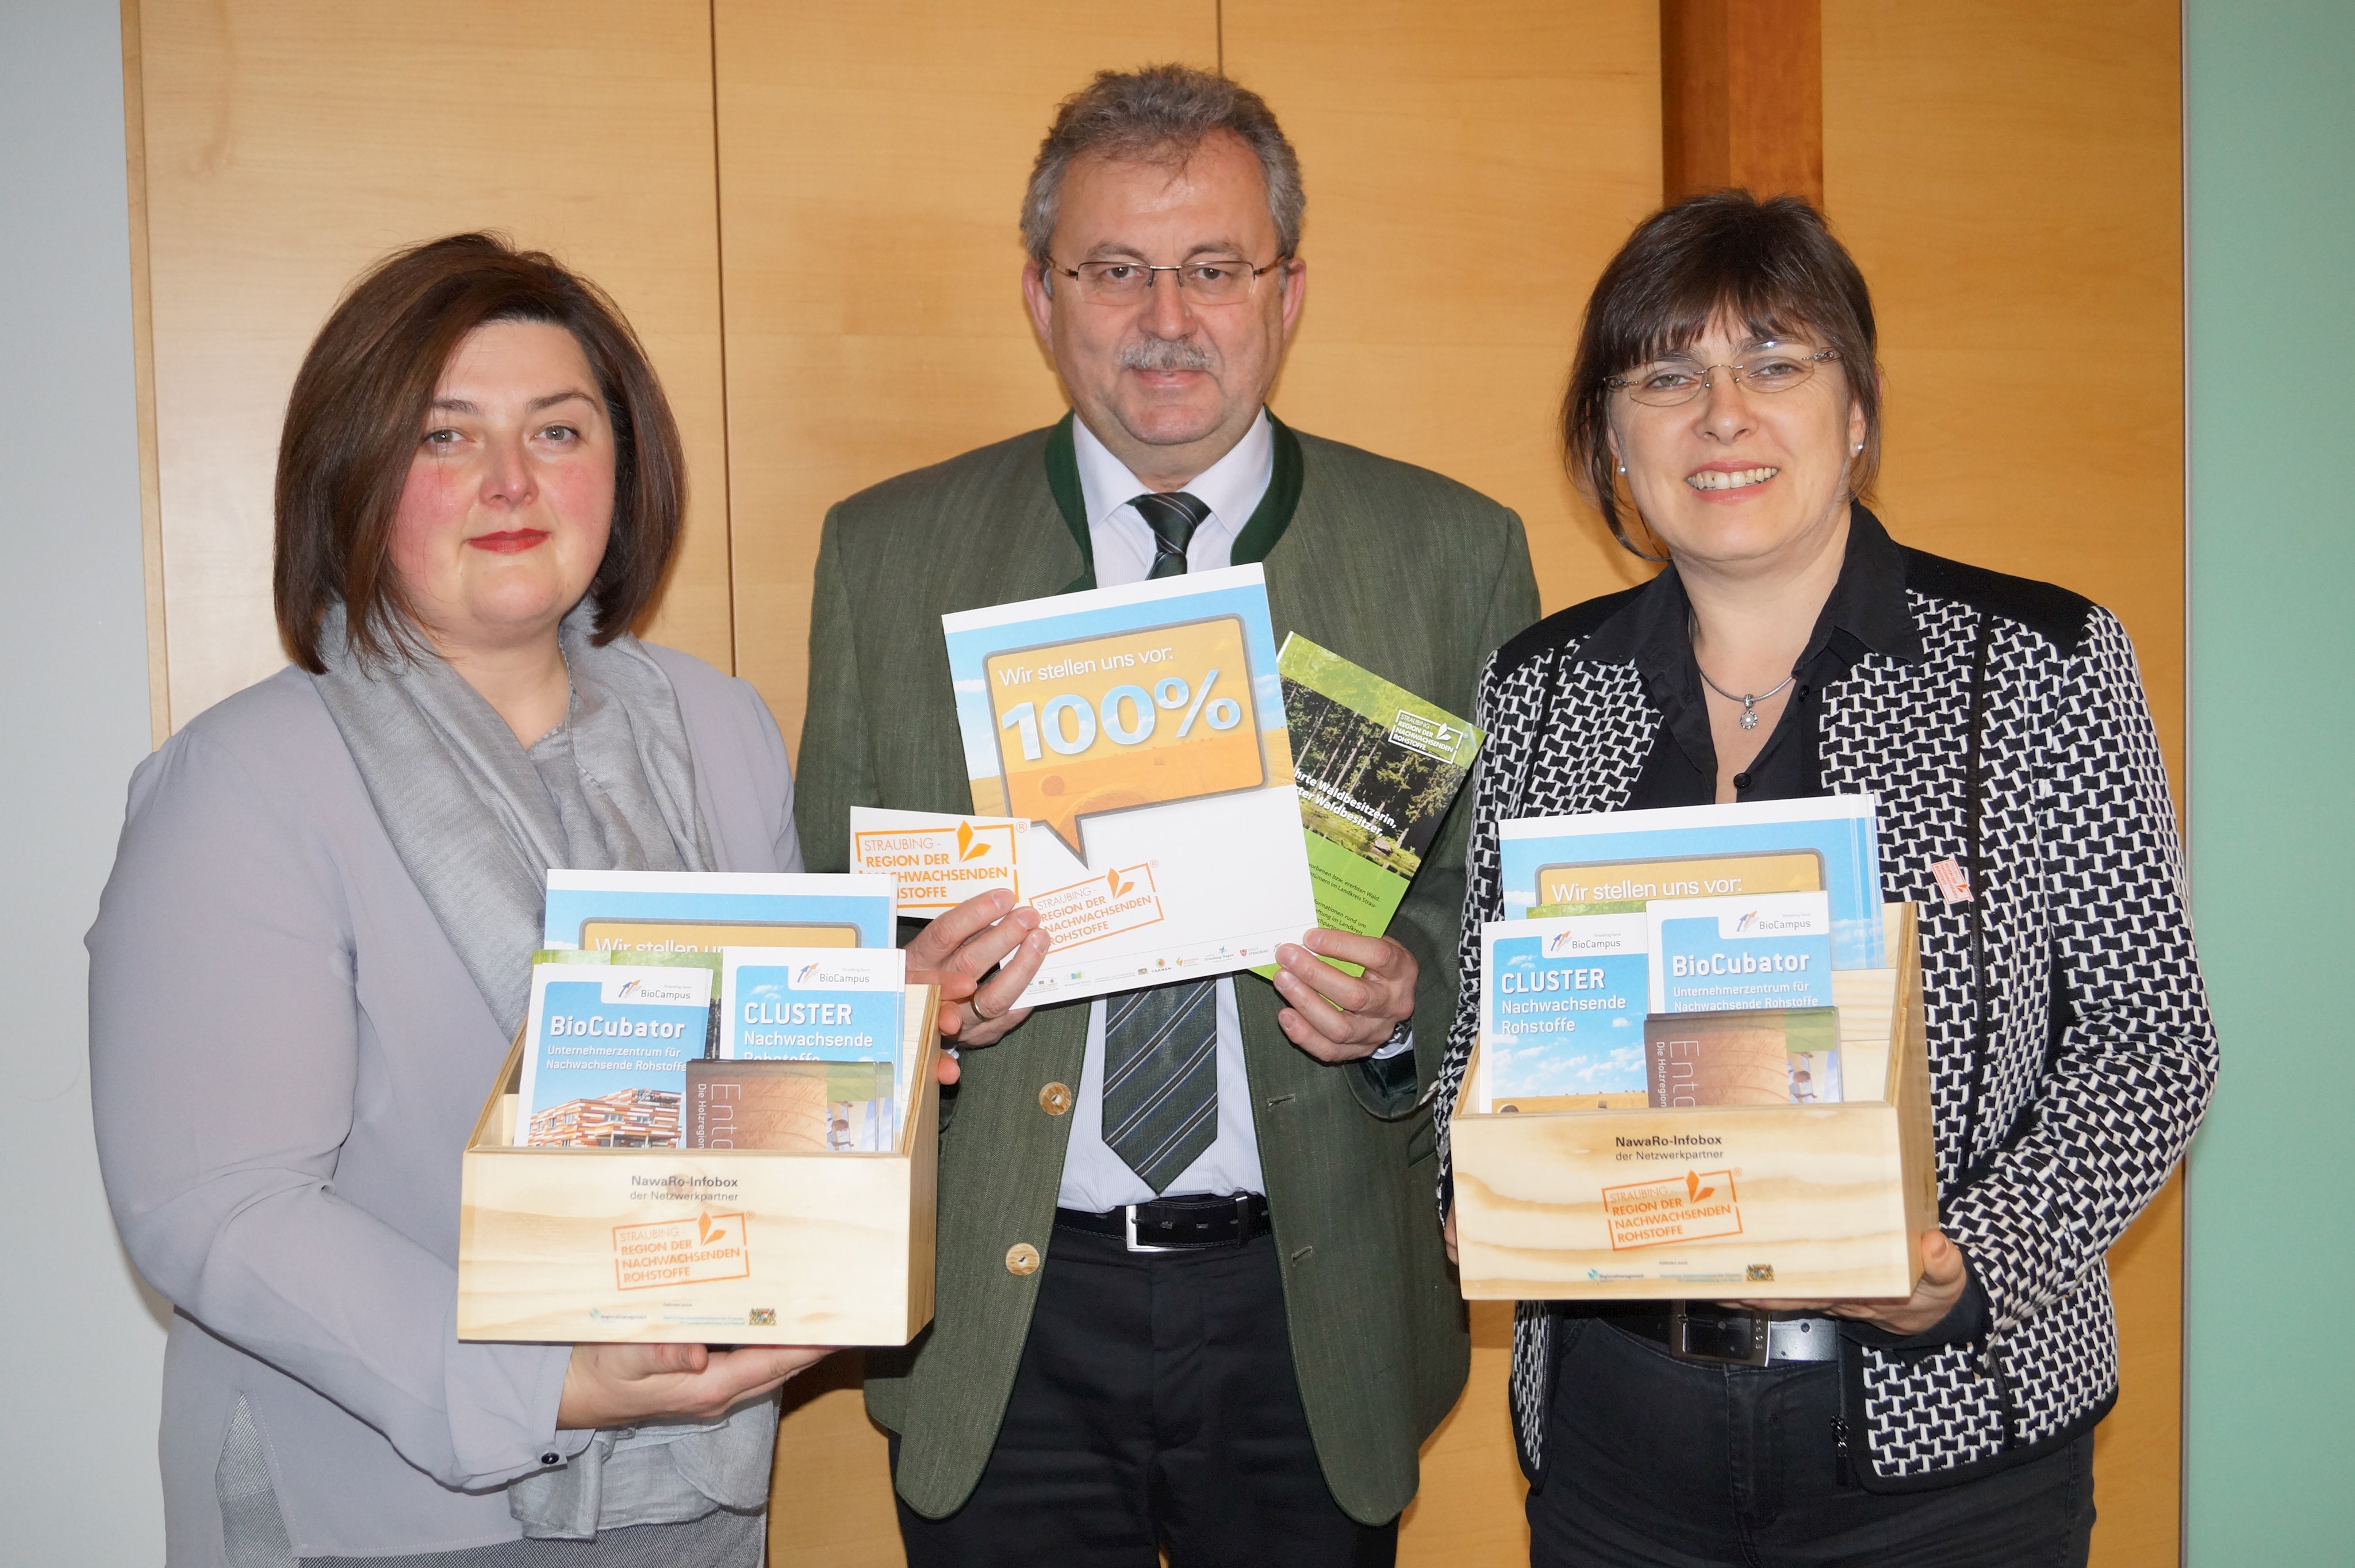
[[467, 529, 550, 554]]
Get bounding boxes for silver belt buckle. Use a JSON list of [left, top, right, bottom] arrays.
[[1670, 1303, 1771, 1367], [1123, 1205, 1179, 1253]]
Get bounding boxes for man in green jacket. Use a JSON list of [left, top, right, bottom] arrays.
[[795, 64, 1540, 1565]]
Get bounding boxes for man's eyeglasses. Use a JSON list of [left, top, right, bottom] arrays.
[[1606, 348, 1841, 408], [1051, 256, 1287, 306]]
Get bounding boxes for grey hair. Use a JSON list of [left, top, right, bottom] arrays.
[[1021, 65, 1305, 273]]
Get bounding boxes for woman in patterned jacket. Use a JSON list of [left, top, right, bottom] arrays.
[[1433, 193, 2215, 1565]]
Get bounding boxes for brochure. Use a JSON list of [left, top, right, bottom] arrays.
[[516, 957, 716, 1148], [542, 870, 897, 953], [1479, 914, 1651, 1110], [939, 563, 1317, 1005], [683, 1059, 898, 1153], [1251, 635, 1483, 980], [1646, 891, 1836, 1014], [1645, 1006, 1844, 1107], [719, 946, 907, 1122], [1498, 796, 1885, 969], [849, 807, 1023, 916]]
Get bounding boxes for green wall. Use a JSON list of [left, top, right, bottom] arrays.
[[2184, 2, 2355, 1561]]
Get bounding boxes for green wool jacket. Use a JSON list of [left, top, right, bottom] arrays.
[[794, 414, 1541, 1525]]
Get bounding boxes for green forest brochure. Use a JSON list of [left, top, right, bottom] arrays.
[[1255, 635, 1485, 980]]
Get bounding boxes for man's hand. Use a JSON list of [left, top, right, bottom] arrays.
[[1271, 927, 1418, 1064], [557, 1342, 826, 1431], [1735, 1229, 1970, 1337], [906, 889, 1053, 1058]]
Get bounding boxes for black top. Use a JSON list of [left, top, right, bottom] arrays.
[[1578, 508, 1926, 810]]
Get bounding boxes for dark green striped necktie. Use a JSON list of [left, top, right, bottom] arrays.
[[1100, 489, 1220, 1193]]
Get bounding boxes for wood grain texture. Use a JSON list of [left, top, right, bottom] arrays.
[[129, 0, 735, 731], [1662, 0, 1825, 205], [1221, 0, 1663, 623], [711, 2, 1219, 762], [1454, 906, 1929, 1302], [458, 988, 939, 1347], [1820, 10, 2185, 1560]]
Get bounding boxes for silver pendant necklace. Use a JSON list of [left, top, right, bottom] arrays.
[[1694, 661, 1796, 730]]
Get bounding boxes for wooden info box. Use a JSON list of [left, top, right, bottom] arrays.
[[457, 985, 940, 1345], [1452, 906, 1935, 1302]]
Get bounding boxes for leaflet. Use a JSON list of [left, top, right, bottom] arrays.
[[516, 957, 716, 1148], [940, 564, 1316, 1005], [1644, 1006, 1844, 1106], [1498, 796, 1884, 969], [1251, 635, 1483, 980], [542, 870, 897, 953], [1479, 914, 1651, 1110], [849, 807, 1024, 916], [683, 1059, 899, 1153], [1647, 891, 1836, 1014], [719, 946, 907, 1124]]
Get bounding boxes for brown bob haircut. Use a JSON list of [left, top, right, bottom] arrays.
[[274, 232, 685, 672], [1562, 191, 1881, 561]]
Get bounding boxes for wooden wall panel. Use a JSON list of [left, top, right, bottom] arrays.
[[1821, 5, 2185, 1563], [1221, 0, 1663, 623], [129, 0, 733, 731], [714, 2, 1219, 763]]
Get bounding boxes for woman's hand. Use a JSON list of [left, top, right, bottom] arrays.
[[557, 1341, 827, 1431], [1737, 1229, 1970, 1338], [905, 889, 1052, 1057]]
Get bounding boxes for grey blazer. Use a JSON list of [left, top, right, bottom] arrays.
[[87, 647, 800, 1565]]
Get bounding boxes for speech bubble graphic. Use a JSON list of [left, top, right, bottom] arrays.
[[983, 615, 1265, 859]]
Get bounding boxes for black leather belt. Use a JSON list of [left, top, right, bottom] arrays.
[[1054, 1193, 1270, 1253], [1610, 1305, 1843, 1367]]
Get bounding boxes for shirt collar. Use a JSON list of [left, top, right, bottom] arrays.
[[1578, 502, 1922, 672], [1071, 407, 1276, 535]]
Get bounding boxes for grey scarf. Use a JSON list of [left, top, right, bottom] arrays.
[[304, 600, 772, 1546]]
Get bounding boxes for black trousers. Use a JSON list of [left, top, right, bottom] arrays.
[[1528, 1317, 2095, 1567], [892, 1225, 1396, 1568]]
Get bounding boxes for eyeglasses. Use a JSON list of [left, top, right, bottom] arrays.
[[1606, 348, 1841, 408], [1051, 256, 1287, 306]]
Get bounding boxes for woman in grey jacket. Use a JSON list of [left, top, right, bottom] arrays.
[[89, 235, 822, 1565]]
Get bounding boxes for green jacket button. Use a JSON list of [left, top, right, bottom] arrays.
[[1039, 1082, 1073, 1115], [1006, 1242, 1041, 1276]]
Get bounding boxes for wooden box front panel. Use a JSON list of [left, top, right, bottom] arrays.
[[457, 987, 939, 1347]]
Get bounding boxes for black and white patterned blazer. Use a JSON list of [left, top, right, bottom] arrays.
[[1433, 512, 2217, 1490]]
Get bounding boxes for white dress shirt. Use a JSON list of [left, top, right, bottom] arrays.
[[1056, 411, 1276, 1209]]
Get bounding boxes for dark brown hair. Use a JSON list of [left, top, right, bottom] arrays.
[[274, 232, 685, 672], [1562, 191, 1881, 559]]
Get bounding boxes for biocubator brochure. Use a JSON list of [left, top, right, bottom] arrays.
[[1498, 796, 1885, 970], [1647, 891, 1836, 1014], [516, 957, 716, 1148], [940, 564, 1316, 1006]]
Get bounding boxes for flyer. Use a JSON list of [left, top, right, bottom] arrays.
[[683, 1060, 899, 1153], [939, 564, 1317, 1005], [1497, 797, 1885, 969], [1478, 914, 1650, 1111], [1646, 891, 1836, 1014], [1644, 1006, 1844, 1107], [1251, 635, 1483, 980], [515, 957, 715, 1148], [541, 870, 897, 953], [720, 946, 904, 1055], [848, 807, 1023, 916]]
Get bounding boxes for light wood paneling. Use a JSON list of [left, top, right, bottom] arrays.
[[1823, 6, 2185, 1563], [714, 3, 1219, 763], [1662, 0, 1825, 205], [1222, 0, 1663, 622], [129, 0, 734, 731]]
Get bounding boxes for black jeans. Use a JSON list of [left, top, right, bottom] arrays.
[[893, 1225, 1395, 1568], [1528, 1317, 2095, 1567]]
